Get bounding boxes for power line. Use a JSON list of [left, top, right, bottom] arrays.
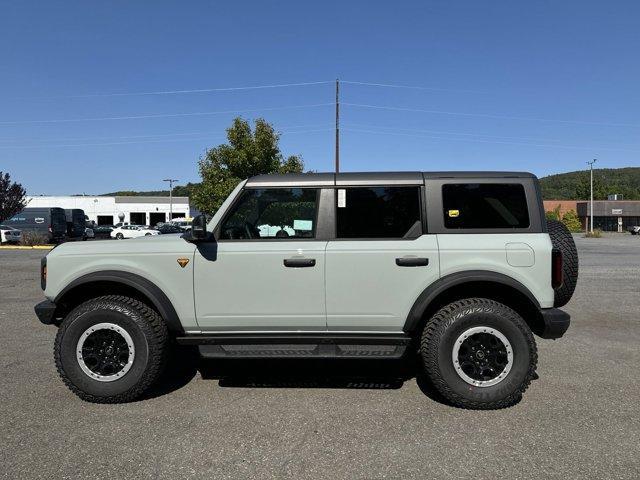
[[16, 81, 333, 99], [342, 102, 640, 128], [343, 122, 640, 148], [342, 127, 640, 153], [0, 123, 332, 143], [0, 127, 334, 149], [341, 80, 486, 94], [0, 103, 334, 125]]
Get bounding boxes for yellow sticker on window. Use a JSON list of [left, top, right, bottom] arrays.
[[448, 209, 460, 218]]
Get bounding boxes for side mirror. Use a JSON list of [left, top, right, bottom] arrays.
[[190, 215, 208, 241]]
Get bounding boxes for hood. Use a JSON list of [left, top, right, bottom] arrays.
[[48, 233, 196, 258]]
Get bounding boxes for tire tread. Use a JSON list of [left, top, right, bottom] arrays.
[[54, 295, 168, 403], [547, 219, 579, 307], [420, 298, 538, 410]]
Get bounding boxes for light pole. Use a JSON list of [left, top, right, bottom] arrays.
[[586, 159, 597, 233], [163, 179, 179, 221]]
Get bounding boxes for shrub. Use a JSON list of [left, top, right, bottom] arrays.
[[584, 229, 602, 238], [20, 231, 50, 246], [545, 204, 561, 221], [561, 210, 583, 233]]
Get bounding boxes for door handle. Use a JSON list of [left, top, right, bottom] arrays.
[[284, 258, 316, 268], [395, 257, 429, 267]]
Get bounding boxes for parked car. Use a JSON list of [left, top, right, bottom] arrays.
[[169, 218, 192, 231], [36, 171, 578, 408], [156, 223, 185, 234], [82, 227, 95, 240], [110, 225, 159, 239], [5, 207, 66, 243], [91, 225, 113, 239], [0, 224, 22, 244], [64, 209, 86, 240], [628, 225, 640, 235]]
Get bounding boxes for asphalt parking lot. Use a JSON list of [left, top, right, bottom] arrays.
[[1, 234, 639, 479]]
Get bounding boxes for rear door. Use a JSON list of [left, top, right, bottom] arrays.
[[194, 187, 329, 331], [325, 184, 440, 332]]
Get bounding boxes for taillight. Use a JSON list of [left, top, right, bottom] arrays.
[[552, 248, 563, 288], [41, 257, 47, 290]]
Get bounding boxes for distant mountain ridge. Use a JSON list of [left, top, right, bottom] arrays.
[[539, 167, 640, 200], [101, 168, 640, 201], [102, 182, 197, 198]]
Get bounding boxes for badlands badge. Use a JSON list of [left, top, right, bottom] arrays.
[[177, 258, 190, 268]]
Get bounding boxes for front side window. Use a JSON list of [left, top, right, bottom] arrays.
[[220, 188, 318, 240], [443, 183, 530, 229], [336, 186, 422, 238]]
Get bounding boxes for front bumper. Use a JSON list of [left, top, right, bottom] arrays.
[[538, 308, 570, 339], [34, 300, 57, 325]]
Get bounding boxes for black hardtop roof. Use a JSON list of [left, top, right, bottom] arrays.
[[246, 171, 536, 187]]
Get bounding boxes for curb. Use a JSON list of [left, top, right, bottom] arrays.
[[0, 245, 54, 250]]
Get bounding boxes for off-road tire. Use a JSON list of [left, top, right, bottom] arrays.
[[420, 298, 537, 409], [547, 219, 579, 307], [54, 295, 168, 403]]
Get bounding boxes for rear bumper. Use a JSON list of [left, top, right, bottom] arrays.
[[538, 308, 570, 339], [34, 300, 57, 325]]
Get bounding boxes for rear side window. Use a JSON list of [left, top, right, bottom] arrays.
[[336, 186, 422, 238], [443, 183, 529, 229]]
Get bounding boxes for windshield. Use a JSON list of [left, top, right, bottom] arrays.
[[206, 180, 246, 232]]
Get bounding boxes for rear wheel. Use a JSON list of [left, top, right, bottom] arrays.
[[115, 233, 124, 240], [54, 295, 169, 403], [420, 298, 537, 409]]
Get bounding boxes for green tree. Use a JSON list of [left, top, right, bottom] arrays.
[[561, 210, 583, 233], [193, 117, 304, 214], [0, 172, 26, 222]]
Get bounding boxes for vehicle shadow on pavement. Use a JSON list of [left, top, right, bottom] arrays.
[[143, 345, 200, 400], [197, 356, 451, 405], [142, 347, 454, 405]]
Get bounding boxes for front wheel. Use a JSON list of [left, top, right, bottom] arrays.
[[420, 298, 537, 409], [115, 233, 124, 240], [54, 295, 169, 403]]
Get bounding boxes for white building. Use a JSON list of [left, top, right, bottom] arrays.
[[25, 195, 190, 226]]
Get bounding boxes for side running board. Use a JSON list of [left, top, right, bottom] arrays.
[[176, 334, 411, 359]]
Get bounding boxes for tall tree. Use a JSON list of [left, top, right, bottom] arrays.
[[193, 117, 304, 214], [0, 172, 26, 222]]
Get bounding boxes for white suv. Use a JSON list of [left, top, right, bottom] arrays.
[[35, 172, 578, 409]]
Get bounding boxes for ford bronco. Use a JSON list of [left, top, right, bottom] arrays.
[[35, 172, 578, 409]]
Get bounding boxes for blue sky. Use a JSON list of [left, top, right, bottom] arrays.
[[1, 1, 639, 195]]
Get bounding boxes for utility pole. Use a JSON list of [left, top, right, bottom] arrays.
[[163, 178, 179, 221], [586, 159, 597, 233], [335, 78, 340, 173]]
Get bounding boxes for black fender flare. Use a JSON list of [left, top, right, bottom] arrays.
[[403, 270, 541, 333], [55, 270, 184, 334]]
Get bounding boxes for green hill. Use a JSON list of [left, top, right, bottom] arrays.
[[102, 183, 198, 198], [539, 167, 640, 200]]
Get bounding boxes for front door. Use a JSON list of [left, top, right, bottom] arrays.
[[194, 187, 327, 331]]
